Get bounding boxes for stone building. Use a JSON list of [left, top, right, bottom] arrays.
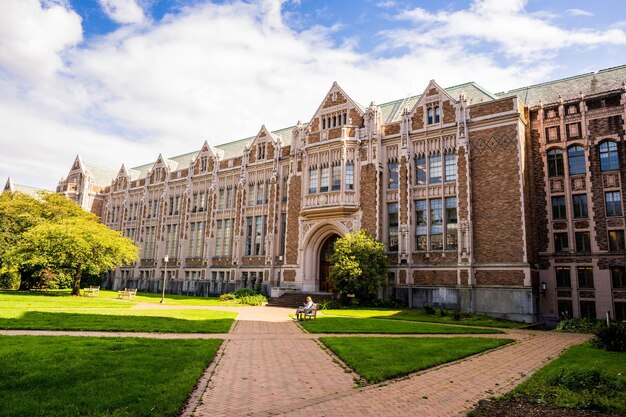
[[40, 65, 626, 324]]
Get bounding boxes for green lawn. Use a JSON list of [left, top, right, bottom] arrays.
[[320, 336, 513, 383], [507, 342, 626, 413], [0, 308, 235, 333], [298, 316, 503, 334], [0, 336, 221, 417], [320, 308, 527, 328]]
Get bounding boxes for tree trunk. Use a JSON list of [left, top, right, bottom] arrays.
[[72, 271, 82, 296]]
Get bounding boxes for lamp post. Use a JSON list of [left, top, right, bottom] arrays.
[[160, 255, 169, 304]]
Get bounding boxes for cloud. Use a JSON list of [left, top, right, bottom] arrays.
[[392, 0, 626, 61], [0, 0, 625, 190], [566, 8, 594, 17], [98, 0, 146, 24]]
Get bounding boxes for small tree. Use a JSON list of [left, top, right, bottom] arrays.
[[10, 218, 139, 295], [329, 229, 388, 304]]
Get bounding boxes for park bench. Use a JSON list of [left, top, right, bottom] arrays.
[[82, 286, 100, 297], [302, 303, 318, 321], [117, 288, 137, 301]]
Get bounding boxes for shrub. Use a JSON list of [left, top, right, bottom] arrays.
[[233, 288, 258, 298], [0, 266, 20, 289], [238, 294, 267, 306], [592, 323, 626, 352], [453, 310, 461, 321], [317, 299, 342, 310], [557, 318, 603, 333], [423, 305, 435, 315], [439, 308, 447, 317], [547, 368, 623, 392], [219, 293, 235, 301]]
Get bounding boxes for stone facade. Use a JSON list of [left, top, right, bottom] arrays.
[[37, 67, 626, 323]]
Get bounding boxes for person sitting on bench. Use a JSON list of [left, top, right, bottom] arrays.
[[295, 296, 314, 321]]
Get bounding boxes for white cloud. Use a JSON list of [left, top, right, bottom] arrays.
[[393, 0, 626, 61], [0, 0, 624, 190], [566, 8, 594, 17], [98, 0, 146, 24]]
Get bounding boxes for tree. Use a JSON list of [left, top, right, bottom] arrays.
[[329, 229, 388, 304], [10, 217, 139, 295]]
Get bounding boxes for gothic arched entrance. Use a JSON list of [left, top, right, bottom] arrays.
[[319, 234, 339, 292]]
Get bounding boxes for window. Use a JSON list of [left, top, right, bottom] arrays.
[[567, 146, 586, 175], [415, 156, 426, 185], [331, 164, 341, 191], [346, 162, 354, 190], [192, 193, 199, 212], [614, 302, 626, 321], [257, 144, 266, 160], [429, 155, 441, 184], [225, 188, 233, 209], [165, 224, 178, 258], [281, 175, 288, 203], [446, 197, 457, 250], [554, 232, 569, 253], [605, 191, 622, 216], [246, 216, 267, 256], [427, 107, 433, 125], [255, 216, 263, 255], [245, 217, 253, 256], [547, 149, 564, 177], [612, 266, 626, 288], [223, 219, 231, 257], [388, 161, 398, 189], [558, 300, 573, 319], [218, 189, 225, 210], [434, 106, 440, 123], [248, 184, 255, 206], [575, 232, 591, 253], [609, 230, 625, 251], [256, 182, 264, 205], [199, 192, 206, 211], [415, 200, 427, 251], [308, 168, 318, 194], [320, 166, 329, 193], [189, 221, 204, 257], [555, 267, 571, 287], [215, 220, 223, 256], [388, 203, 398, 252], [572, 194, 588, 218], [579, 301, 596, 319], [279, 213, 287, 256], [599, 141, 619, 171], [430, 199, 443, 250], [551, 196, 566, 220], [444, 153, 456, 182], [577, 267, 594, 288], [143, 226, 156, 258]]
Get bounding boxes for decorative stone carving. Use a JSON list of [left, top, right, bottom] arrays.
[[607, 218, 624, 227], [550, 179, 564, 193], [552, 222, 568, 230], [574, 221, 589, 229]]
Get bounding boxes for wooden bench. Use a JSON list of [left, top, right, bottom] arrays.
[[82, 286, 100, 297], [117, 288, 137, 301], [302, 303, 318, 321]]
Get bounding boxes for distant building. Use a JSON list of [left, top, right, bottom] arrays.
[[3, 177, 50, 198], [14, 65, 626, 324]]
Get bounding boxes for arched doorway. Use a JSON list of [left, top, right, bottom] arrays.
[[319, 234, 339, 292]]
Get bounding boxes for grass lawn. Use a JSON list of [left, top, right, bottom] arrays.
[[507, 342, 626, 413], [320, 336, 512, 383], [298, 316, 503, 334], [320, 308, 527, 328], [0, 336, 221, 417]]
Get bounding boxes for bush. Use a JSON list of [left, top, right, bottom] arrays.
[[365, 299, 405, 308], [557, 318, 603, 333], [423, 305, 435, 315], [453, 309, 461, 321], [233, 288, 258, 298], [317, 299, 342, 310], [219, 293, 235, 301], [439, 308, 447, 317], [592, 323, 626, 352], [238, 294, 267, 306], [0, 266, 20, 289]]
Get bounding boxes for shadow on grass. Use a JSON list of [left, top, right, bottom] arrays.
[[0, 311, 234, 333]]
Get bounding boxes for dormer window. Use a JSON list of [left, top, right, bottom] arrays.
[[322, 112, 348, 130], [257, 144, 266, 160], [200, 157, 208, 172], [427, 104, 440, 125]]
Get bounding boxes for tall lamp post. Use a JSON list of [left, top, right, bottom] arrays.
[[160, 255, 169, 304]]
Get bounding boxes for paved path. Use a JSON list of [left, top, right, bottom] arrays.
[[0, 306, 589, 417]]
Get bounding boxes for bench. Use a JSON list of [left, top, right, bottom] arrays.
[[82, 286, 100, 297], [301, 303, 318, 321], [117, 288, 137, 301]]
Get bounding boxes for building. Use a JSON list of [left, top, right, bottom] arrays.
[[17, 65, 622, 324]]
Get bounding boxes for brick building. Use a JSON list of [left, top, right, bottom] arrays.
[[20, 65, 625, 324]]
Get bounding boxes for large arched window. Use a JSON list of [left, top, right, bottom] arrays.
[[599, 141, 619, 171], [568, 146, 586, 175], [547, 149, 564, 177]]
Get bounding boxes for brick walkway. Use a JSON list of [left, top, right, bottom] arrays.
[[0, 306, 589, 417]]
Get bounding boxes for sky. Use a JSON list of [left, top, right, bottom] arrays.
[[1, 0, 626, 190]]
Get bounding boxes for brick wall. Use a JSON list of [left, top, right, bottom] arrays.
[[385, 123, 401, 136], [529, 124, 548, 254], [411, 107, 424, 130], [412, 269, 457, 286], [470, 98, 514, 119], [285, 175, 302, 264], [400, 156, 408, 224], [283, 269, 296, 281], [442, 100, 456, 124], [475, 270, 524, 286], [469, 124, 525, 263], [360, 163, 379, 236], [457, 148, 468, 219]]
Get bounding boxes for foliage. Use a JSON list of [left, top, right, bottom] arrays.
[[0, 266, 20, 290], [238, 294, 267, 306], [329, 230, 388, 304], [0, 336, 222, 417], [364, 298, 405, 308], [320, 337, 512, 383], [439, 308, 447, 317], [556, 317, 604, 333], [423, 305, 435, 315], [299, 316, 502, 334], [509, 343, 626, 413], [317, 299, 342, 310], [592, 322, 626, 352], [9, 217, 139, 295], [233, 288, 258, 298], [219, 293, 235, 301]]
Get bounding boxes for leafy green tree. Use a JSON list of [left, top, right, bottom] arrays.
[[329, 230, 388, 304], [10, 218, 139, 295]]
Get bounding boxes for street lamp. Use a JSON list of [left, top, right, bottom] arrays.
[[160, 255, 169, 304]]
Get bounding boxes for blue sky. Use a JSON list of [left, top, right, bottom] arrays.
[[1, 0, 625, 189]]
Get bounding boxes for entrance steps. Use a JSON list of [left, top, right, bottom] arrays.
[[267, 292, 334, 308]]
